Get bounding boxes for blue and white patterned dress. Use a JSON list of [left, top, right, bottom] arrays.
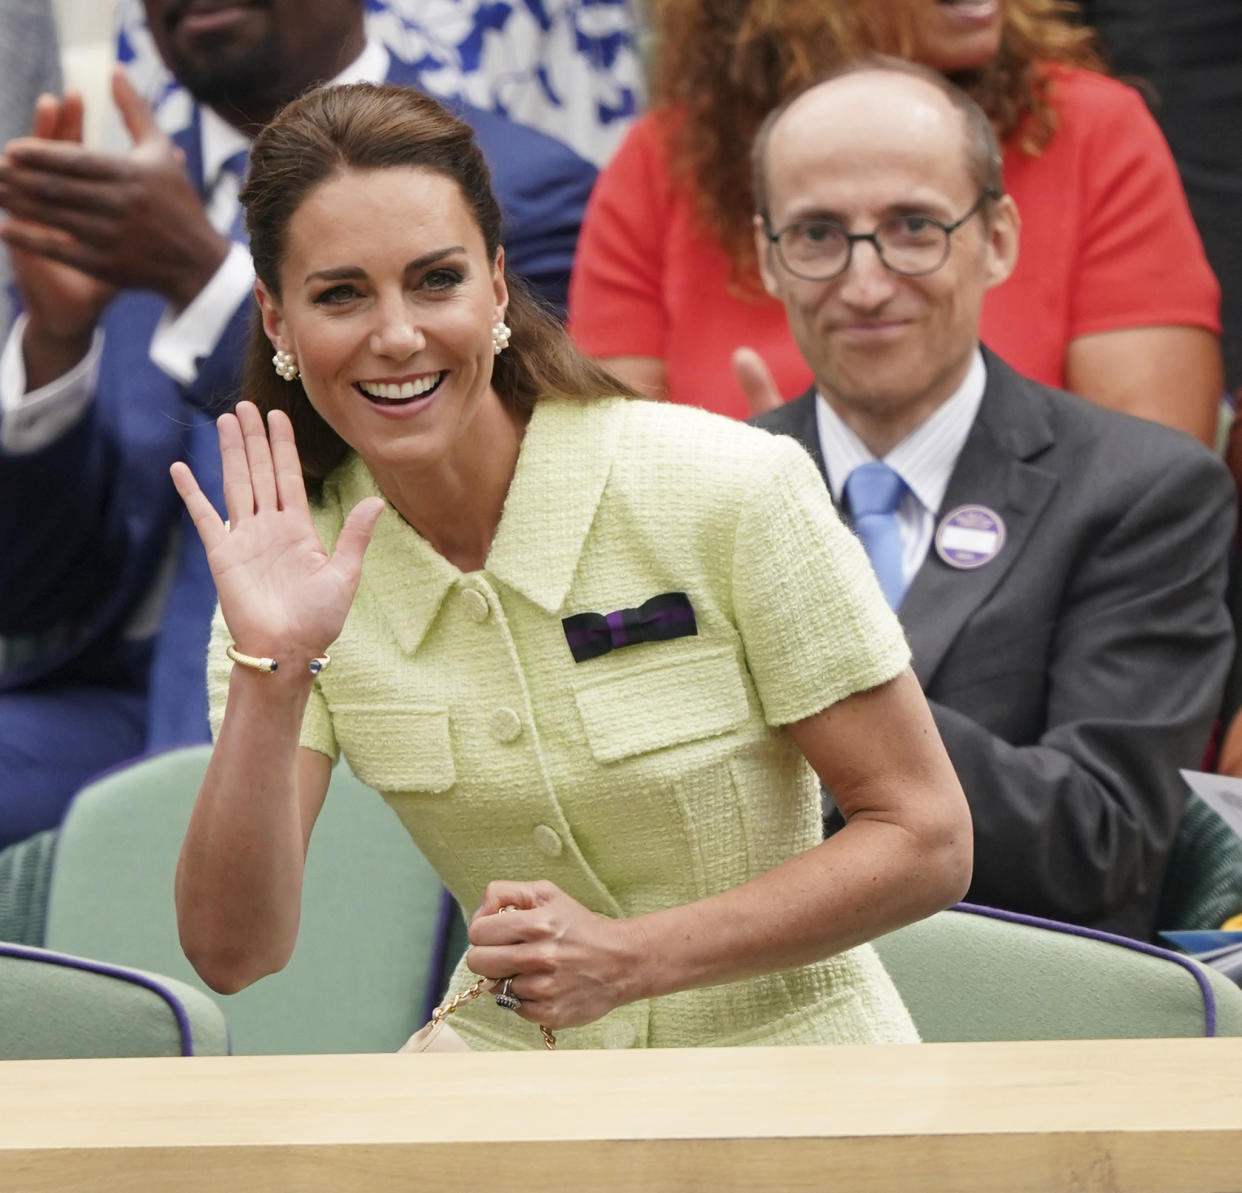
[[115, 0, 644, 164]]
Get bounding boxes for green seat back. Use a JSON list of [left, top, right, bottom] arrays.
[[1157, 793, 1242, 931], [44, 745, 447, 1054], [0, 941, 228, 1058], [0, 828, 56, 945], [874, 905, 1242, 1041]]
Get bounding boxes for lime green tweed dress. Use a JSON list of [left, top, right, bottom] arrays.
[[209, 397, 919, 1050]]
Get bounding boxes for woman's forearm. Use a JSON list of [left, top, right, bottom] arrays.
[[167, 404, 383, 994], [174, 665, 325, 994], [470, 777, 969, 1030], [627, 673, 971, 1004], [625, 804, 970, 1003]]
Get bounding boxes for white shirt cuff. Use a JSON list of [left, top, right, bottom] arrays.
[[149, 241, 255, 385], [0, 313, 105, 454]]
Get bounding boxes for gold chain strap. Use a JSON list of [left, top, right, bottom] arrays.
[[431, 977, 557, 1050], [432, 906, 557, 1050], [430, 976, 490, 1021]]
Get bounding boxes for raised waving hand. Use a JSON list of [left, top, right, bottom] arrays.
[[170, 401, 383, 664]]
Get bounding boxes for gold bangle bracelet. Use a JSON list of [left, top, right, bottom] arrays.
[[226, 644, 331, 676]]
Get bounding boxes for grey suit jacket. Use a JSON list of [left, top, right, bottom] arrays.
[[752, 348, 1235, 941]]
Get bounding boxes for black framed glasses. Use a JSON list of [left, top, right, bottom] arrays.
[[764, 189, 999, 282]]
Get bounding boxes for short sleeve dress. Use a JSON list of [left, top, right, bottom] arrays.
[[209, 396, 919, 1050]]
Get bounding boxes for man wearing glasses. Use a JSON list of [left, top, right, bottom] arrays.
[[750, 57, 1234, 943]]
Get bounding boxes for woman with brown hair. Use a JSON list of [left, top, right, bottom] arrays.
[[569, 0, 1222, 441], [169, 82, 971, 1051]]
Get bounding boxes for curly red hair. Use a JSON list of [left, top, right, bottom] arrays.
[[647, 0, 1103, 282]]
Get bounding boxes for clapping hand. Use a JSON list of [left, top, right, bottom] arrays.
[[170, 401, 384, 665], [0, 88, 114, 380], [0, 67, 229, 319]]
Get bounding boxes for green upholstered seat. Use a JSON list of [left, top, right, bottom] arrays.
[[44, 745, 450, 1055], [0, 941, 228, 1058], [874, 904, 1242, 1042], [0, 828, 56, 945]]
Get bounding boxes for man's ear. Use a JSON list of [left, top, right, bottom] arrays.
[[255, 278, 286, 348], [754, 214, 781, 298], [983, 194, 1021, 290]]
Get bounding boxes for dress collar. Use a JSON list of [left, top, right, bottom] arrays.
[[328, 397, 626, 655]]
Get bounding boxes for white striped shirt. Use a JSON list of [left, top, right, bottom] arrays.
[[816, 349, 986, 586]]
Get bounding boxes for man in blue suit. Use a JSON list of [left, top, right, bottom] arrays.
[[0, 0, 596, 847]]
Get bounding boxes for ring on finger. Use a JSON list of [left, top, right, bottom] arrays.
[[494, 976, 521, 1012]]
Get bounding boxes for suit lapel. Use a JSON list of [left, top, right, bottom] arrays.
[[899, 351, 1060, 688], [756, 389, 829, 484]]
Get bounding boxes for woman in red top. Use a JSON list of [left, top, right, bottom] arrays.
[[569, 0, 1222, 442]]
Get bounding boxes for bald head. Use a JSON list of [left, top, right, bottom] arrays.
[[752, 59, 1002, 227]]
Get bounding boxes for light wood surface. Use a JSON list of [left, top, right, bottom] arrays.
[[3, 1039, 1241, 1191]]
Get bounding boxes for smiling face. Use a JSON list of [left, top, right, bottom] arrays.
[[910, 0, 1005, 73], [256, 164, 509, 482], [141, 0, 364, 121], [756, 71, 1017, 447]]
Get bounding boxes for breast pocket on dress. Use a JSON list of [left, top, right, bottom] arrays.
[[331, 706, 456, 794], [572, 646, 751, 764]]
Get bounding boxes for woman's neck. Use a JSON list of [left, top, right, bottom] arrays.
[[367, 397, 528, 574]]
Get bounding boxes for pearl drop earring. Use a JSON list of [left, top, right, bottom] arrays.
[[491, 320, 511, 356], [272, 348, 300, 381]]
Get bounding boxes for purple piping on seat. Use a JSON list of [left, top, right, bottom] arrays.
[[423, 887, 458, 1023], [0, 941, 198, 1055], [954, 902, 1218, 1037]]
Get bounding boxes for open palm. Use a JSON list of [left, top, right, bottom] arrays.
[[171, 402, 383, 663]]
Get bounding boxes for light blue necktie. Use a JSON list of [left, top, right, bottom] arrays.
[[844, 461, 908, 610]]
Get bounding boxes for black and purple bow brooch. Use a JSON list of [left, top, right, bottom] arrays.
[[561, 592, 698, 663]]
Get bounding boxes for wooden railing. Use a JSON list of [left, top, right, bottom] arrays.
[[3, 1039, 1241, 1191]]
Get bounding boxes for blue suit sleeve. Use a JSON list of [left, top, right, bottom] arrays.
[[0, 404, 127, 634], [464, 107, 598, 314], [0, 294, 189, 645], [181, 295, 252, 414]]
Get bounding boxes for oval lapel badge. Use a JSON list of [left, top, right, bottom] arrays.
[[934, 505, 1006, 570]]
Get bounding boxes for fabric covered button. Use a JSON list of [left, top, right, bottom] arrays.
[[602, 1020, 636, 1049], [460, 587, 490, 623], [531, 824, 563, 857], [489, 707, 523, 743]]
